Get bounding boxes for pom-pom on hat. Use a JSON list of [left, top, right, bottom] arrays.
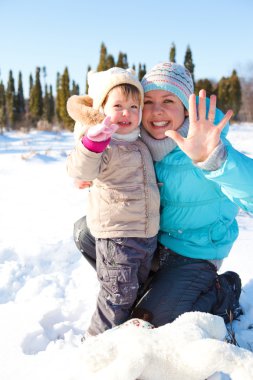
[[141, 62, 194, 110], [87, 67, 144, 110]]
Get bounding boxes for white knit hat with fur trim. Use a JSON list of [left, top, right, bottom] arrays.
[[87, 67, 144, 110]]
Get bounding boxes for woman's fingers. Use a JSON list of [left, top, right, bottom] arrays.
[[198, 89, 206, 120], [208, 95, 216, 123], [217, 110, 233, 133], [189, 93, 197, 124], [165, 130, 185, 145]]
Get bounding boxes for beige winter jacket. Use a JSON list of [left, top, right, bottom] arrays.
[[67, 137, 160, 238]]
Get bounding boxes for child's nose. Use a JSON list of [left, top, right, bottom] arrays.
[[122, 109, 130, 117]]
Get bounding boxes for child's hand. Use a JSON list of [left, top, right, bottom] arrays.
[[165, 89, 233, 162], [74, 179, 92, 189], [87, 116, 119, 142]]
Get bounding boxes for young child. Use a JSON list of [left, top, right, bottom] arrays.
[[66, 67, 160, 336], [131, 62, 253, 325]]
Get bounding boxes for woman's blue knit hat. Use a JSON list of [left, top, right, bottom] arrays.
[[141, 62, 194, 110]]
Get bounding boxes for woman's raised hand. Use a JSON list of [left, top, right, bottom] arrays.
[[165, 90, 233, 162]]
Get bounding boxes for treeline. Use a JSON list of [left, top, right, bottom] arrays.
[[0, 42, 247, 133]]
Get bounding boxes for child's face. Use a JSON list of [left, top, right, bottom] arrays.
[[142, 90, 188, 140], [104, 87, 140, 135]]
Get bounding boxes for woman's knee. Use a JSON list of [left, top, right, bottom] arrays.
[[73, 216, 96, 267], [73, 216, 87, 245]]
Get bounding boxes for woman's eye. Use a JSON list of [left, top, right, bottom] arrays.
[[144, 100, 152, 105], [164, 99, 173, 103]]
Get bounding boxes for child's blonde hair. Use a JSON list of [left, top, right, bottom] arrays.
[[102, 83, 141, 107]]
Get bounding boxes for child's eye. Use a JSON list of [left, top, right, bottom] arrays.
[[131, 105, 138, 109], [114, 104, 121, 108]]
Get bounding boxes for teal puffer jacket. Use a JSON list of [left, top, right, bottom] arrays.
[[155, 124, 253, 260]]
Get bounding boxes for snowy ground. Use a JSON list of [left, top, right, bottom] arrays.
[[0, 124, 253, 380]]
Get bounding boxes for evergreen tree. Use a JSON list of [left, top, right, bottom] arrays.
[[0, 81, 6, 133], [217, 71, 242, 118], [56, 67, 73, 128], [106, 54, 115, 69], [169, 42, 176, 62], [71, 80, 79, 95], [116, 52, 128, 68], [138, 63, 146, 81], [85, 65, 91, 94], [42, 84, 54, 124], [49, 85, 55, 123], [55, 72, 61, 121], [29, 67, 43, 124], [97, 42, 108, 71], [43, 84, 51, 122], [16, 71, 26, 123], [229, 70, 242, 119], [237, 77, 253, 121], [42, 66, 47, 88], [6, 70, 17, 129], [29, 74, 33, 96], [195, 79, 214, 98], [184, 45, 195, 84], [217, 76, 231, 112]]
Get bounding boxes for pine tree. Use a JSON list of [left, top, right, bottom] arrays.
[[56, 67, 73, 128], [29, 74, 33, 96], [169, 42, 176, 62], [116, 52, 128, 68], [55, 72, 61, 121], [85, 65, 91, 94], [106, 54, 115, 69], [217, 77, 231, 112], [6, 70, 17, 129], [71, 80, 79, 95], [16, 71, 26, 123], [42, 84, 50, 122], [217, 71, 242, 118], [42, 84, 54, 124], [42, 66, 47, 88], [184, 45, 195, 84], [49, 85, 55, 123], [97, 42, 108, 71], [195, 79, 214, 97], [0, 81, 6, 133], [229, 70, 242, 119], [237, 77, 253, 121], [138, 64, 146, 81], [29, 67, 43, 124]]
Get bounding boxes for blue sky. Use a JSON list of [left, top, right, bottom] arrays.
[[1, 0, 252, 97]]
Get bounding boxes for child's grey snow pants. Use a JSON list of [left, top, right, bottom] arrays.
[[87, 236, 157, 336]]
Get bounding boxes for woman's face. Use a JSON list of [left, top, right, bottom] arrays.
[[142, 90, 188, 140]]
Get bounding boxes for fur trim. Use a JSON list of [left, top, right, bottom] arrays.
[[67, 95, 105, 141], [67, 95, 105, 126]]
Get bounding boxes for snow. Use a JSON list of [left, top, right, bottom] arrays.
[[0, 124, 253, 380]]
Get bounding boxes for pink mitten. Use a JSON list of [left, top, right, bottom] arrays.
[[87, 116, 119, 142]]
